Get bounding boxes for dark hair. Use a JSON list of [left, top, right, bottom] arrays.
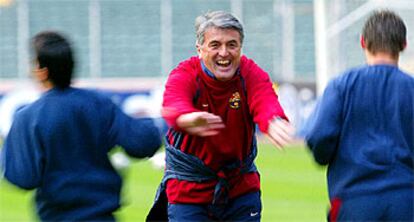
[[32, 31, 74, 88], [362, 10, 406, 57]]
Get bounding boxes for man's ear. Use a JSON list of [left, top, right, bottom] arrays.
[[402, 39, 407, 50], [35, 67, 49, 82], [196, 43, 202, 58], [360, 35, 366, 49]]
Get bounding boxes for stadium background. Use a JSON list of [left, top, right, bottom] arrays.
[[0, 0, 413, 221]]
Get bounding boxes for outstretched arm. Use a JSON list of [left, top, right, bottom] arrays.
[[162, 59, 200, 129], [301, 81, 343, 165], [241, 57, 295, 149], [108, 104, 162, 158], [162, 57, 225, 137]]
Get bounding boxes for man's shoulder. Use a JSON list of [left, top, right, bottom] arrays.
[[339, 65, 366, 77], [331, 65, 367, 84], [336, 65, 413, 83], [74, 87, 102, 97], [239, 55, 269, 80], [170, 56, 201, 79], [10, 99, 41, 124], [40, 88, 114, 111], [69, 87, 110, 101], [396, 69, 414, 83], [239, 55, 256, 68], [176, 56, 200, 70]]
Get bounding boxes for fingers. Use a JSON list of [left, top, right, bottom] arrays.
[[265, 134, 285, 150], [177, 112, 223, 128], [176, 112, 225, 136], [198, 112, 223, 125], [267, 118, 296, 150], [185, 123, 225, 137]]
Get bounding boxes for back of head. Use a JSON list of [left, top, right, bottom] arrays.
[[362, 10, 406, 57], [32, 31, 74, 89], [195, 10, 244, 45]]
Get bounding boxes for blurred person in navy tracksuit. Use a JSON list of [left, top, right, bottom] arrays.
[[301, 10, 413, 222], [0, 31, 162, 221]]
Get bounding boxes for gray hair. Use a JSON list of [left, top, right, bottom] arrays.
[[195, 11, 244, 45]]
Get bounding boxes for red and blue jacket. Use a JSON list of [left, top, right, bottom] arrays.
[[162, 55, 287, 204]]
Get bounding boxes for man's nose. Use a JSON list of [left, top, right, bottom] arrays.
[[218, 46, 229, 56]]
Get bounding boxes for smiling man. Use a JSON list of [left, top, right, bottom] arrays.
[[147, 11, 294, 222]]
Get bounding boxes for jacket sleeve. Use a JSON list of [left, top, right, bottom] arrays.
[[242, 57, 288, 133], [301, 80, 343, 165], [162, 59, 199, 129], [1, 111, 44, 190], [107, 102, 162, 158]]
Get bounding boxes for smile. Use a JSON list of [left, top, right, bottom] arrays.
[[216, 60, 230, 66]]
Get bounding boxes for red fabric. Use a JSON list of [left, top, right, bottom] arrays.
[[162, 56, 287, 132], [239, 56, 288, 132], [162, 56, 286, 204], [329, 198, 342, 222], [162, 57, 200, 130], [166, 173, 260, 204]]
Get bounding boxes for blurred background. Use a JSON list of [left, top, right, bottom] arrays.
[[1, 0, 413, 131], [0, 0, 413, 221]]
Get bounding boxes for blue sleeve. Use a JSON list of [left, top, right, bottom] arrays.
[[2, 112, 44, 190], [108, 104, 162, 158], [301, 81, 343, 165]]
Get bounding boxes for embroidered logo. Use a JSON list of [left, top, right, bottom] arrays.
[[229, 92, 241, 109]]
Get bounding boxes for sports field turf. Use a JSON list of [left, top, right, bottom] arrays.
[[0, 143, 329, 221]]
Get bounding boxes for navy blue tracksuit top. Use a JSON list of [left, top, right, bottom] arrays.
[[303, 64, 414, 200], [1, 87, 162, 221]]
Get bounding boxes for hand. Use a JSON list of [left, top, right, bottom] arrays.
[[266, 117, 296, 150], [176, 112, 225, 137]]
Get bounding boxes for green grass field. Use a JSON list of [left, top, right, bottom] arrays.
[[0, 144, 329, 222]]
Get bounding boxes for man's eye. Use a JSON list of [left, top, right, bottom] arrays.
[[228, 42, 238, 48], [209, 42, 219, 48]]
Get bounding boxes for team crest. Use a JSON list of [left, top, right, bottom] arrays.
[[229, 92, 241, 109]]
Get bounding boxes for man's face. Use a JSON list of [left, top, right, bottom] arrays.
[[197, 27, 242, 81]]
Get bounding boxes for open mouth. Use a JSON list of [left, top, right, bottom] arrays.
[[216, 60, 231, 67]]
